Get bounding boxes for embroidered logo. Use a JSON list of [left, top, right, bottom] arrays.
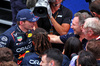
[[1, 36, 8, 41], [17, 36, 22, 41], [28, 33, 32, 37]]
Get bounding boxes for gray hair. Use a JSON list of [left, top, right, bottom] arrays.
[[74, 12, 92, 26], [84, 17, 100, 35]]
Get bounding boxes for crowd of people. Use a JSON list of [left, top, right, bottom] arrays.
[[0, 0, 100, 66]]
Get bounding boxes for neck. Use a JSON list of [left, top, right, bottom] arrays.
[[19, 25, 27, 32], [79, 34, 85, 42]]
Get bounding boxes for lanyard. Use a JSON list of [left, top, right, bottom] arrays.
[[50, 12, 59, 34]]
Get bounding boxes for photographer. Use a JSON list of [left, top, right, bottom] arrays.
[[36, 0, 72, 36]]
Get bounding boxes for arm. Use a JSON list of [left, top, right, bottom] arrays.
[[50, 16, 70, 35], [48, 34, 64, 44], [48, 5, 72, 35]]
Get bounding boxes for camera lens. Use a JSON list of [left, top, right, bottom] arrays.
[[37, 8, 44, 14], [33, 7, 48, 18]]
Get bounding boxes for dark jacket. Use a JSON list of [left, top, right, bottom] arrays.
[[0, 25, 34, 59], [21, 52, 41, 66]]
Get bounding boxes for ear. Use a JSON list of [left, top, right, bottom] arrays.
[[88, 29, 94, 36], [50, 60, 54, 66], [20, 21, 24, 25], [91, 12, 97, 17]]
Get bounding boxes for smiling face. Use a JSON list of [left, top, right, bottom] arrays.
[[71, 17, 82, 35]]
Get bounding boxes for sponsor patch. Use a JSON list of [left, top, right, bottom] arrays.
[[0, 41, 6, 45], [57, 15, 62, 17], [16, 42, 23, 45], [29, 59, 40, 65], [17, 36, 22, 41], [1, 36, 8, 41], [28, 33, 32, 37]]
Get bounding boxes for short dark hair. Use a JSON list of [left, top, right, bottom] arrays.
[[87, 40, 100, 59], [64, 37, 83, 59], [42, 48, 63, 66], [89, 0, 100, 15], [78, 50, 97, 66], [0, 47, 13, 62], [32, 28, 52, 54]]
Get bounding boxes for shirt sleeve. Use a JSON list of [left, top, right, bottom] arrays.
[[60, 33, 75, 43]]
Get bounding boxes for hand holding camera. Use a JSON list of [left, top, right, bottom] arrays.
[[47, 3, 52, 18], [33, 0, 52, 18]]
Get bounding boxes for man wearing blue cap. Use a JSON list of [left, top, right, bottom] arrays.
[[0, 9, 39, 61]]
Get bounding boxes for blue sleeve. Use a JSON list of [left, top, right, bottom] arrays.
[[60, 33, 75, 43], [21, 57, 28, 66], [0, 35, 9, 47]]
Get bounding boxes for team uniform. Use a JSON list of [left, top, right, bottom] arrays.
[[37, 5, 72, 35], [0, 25, 34, 59], [21, 52, 41, 66]]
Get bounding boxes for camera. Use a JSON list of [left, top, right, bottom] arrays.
[[33, 0, 50, 18]]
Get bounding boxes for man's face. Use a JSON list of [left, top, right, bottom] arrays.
[[40, 55, 50, 66], [71, 17, 82, 35], [22, 21, 36, 31]]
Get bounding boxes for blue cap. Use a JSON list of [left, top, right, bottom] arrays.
[[16, 9, 39, 22]]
